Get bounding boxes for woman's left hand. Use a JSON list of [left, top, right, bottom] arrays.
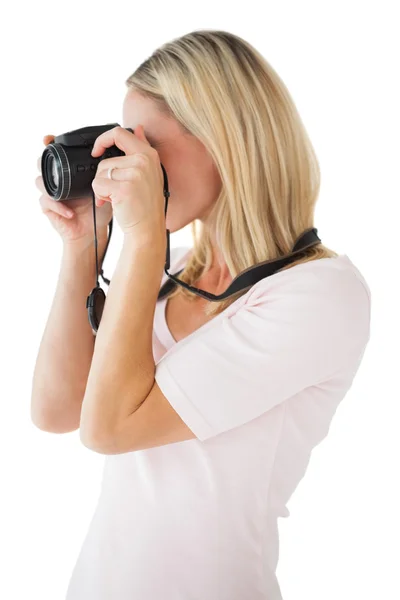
[[91, 125, 166, 238]]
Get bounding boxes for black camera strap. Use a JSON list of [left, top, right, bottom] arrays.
[[86, 161, 322, 334], [159, 164, 321, 300]]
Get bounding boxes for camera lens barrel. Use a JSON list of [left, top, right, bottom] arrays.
[[41, 143, 124, 201], [41, 124, 130, 201]]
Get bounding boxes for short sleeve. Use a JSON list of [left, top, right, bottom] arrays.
[[154, 267, 371, 441]]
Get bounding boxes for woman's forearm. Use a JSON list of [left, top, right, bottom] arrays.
[[30, 234, 109, 432], [80, 231, 166, 444]]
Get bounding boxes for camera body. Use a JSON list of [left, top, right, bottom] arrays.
[[41, 123, 133, 201]]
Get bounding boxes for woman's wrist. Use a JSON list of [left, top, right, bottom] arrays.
[[63, 231, 109, 254]]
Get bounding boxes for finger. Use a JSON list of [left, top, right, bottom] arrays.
[[97, 154, 150, 179], [91, 126, 150, 158], [35, 175, 46, 193], [35, 175, 56, 196], [39, 194, 74, 219], [102, 166, 145, 181], [96, 154, 138, 176], [92, 176, 128, 202]]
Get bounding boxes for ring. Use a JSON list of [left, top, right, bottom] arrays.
[[107, 167, 116, 180]]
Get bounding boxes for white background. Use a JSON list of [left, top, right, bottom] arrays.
[[1, 1, 398, 598]]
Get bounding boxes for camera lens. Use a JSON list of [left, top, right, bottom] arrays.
[[41, 144, 71, 201], [48, 155, 59, 187]]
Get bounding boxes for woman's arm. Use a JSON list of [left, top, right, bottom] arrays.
[[30, 233, 109, 433]]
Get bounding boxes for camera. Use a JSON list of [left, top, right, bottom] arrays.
[[41, 123, 133, 201]]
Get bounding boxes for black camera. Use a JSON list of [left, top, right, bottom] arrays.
[[41, 123, 133, 201]]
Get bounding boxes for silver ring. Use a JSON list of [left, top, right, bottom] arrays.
[[107, 167, 116, 180]]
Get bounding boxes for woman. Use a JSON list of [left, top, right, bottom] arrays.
[[33, 29, 371, 600]]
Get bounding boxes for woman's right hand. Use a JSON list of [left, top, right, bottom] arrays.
[[36, 134, 113, 244]]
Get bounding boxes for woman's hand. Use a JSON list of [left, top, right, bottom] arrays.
[[91, 125, 166, 239], [36, 135, 113, 244]]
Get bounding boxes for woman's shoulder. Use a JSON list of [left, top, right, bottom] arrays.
[[239, 253, 371, 359], [246, 254, 371, 319]]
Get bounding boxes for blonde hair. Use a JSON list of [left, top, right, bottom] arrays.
[[125, 29, 338, 317]]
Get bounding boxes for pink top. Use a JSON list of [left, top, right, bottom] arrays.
[[66, 246, 371, 600]]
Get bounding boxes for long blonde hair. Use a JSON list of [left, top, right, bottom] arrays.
[[125, 29, 338, 317]]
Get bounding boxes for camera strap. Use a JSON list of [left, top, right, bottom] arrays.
[[86, 161, 322, 334]]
